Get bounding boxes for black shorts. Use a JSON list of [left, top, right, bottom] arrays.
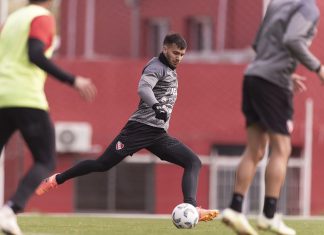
[[108, 120, 167, 156], [242, 76, 293, 135]]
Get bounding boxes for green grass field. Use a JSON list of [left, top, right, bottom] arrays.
[[17, 214, 324, 235]]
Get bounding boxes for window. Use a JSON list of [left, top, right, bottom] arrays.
[[187, 16, 213, 52], [212, 144, 245, 157], [146, 18, 169, 57], [210, 144, 304, 215], [75, 161, 155, 213]]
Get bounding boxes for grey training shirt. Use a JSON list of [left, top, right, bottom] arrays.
[[129, 56, 178, 130], [245, 0, 321, 91]]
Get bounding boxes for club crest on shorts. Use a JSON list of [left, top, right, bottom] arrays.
[[116, 141, 124, 150]]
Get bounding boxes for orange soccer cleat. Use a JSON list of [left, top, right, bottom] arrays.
[[35, 173, 59, 196], [196, 207, 220, 222]]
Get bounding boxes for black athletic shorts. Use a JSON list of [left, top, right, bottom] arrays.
[[242, 75, 293, 135], [107, 120, 179, 157]]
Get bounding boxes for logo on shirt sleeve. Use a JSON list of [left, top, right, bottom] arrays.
[[116, 141, 124, 150]]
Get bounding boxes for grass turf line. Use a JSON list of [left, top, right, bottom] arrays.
[[18, 215, 324, 235]]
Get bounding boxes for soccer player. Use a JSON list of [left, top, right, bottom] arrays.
[[222, 1, 324, 235], [0, 0, 97, 234], [36, 33, 219, 222]]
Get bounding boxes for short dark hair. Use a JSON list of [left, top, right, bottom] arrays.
[[163, 33, 187, 50]]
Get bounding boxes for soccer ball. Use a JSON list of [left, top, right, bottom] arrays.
[[171, 203, 199, 229]]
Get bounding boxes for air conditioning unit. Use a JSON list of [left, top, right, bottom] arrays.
[[55, 121, 92, 153]]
